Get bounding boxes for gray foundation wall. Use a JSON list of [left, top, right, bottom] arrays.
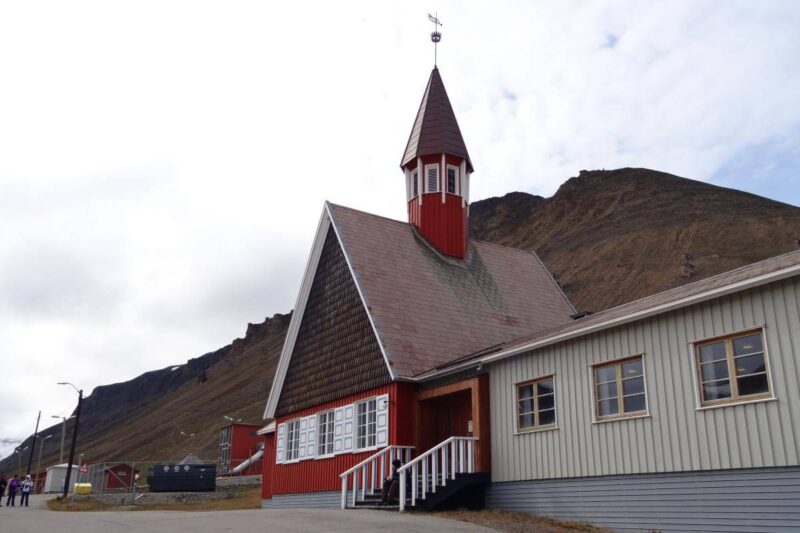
[[262, 491, 340, 509], [485, 466, 800, 533]]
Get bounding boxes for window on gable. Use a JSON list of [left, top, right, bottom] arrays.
[[285, 419, 300, 461], [425, 165, 439, 193], [447, 166, 458, 194], [412, 170, 419, 197], [593, 356, 647, 420], [356, 398, 377, 449], [695, 329, 771, 407], [517, 376, 556, 432], [317, 410, 335, 456]]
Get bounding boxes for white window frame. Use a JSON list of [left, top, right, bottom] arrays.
[[424, 164, 439, 193], [355, 398, 378, 450], [689, 326, 776, 411], [317, 410, 335, 457], [514, 374, 558, 435], [446, 164, 459, 195], [285, 419, 301, 462], [590, 354, 650, 424]]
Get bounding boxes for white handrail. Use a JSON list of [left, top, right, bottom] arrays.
[[340, 445, 414, 509], [398, 436, 477, 511]]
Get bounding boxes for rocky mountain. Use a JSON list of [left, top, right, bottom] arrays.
[[3, 167, 799, 474], [471, 168, 800, 313]]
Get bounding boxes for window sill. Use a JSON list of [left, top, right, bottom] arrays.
[[592, 412, 650, 425], [514, 425, 558, 436], [314, 454, 336, 460], [696, 396, 776, 411], [352, 446, 379, 454]]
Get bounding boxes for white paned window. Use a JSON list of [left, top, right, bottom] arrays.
[[285, 419, 300, 461], [695, 329, 772, 407], [516, 376, 556, 431], [356, 398, 377, 449], [425, 165, 439, 193], [318, 410, 335, 456], [412, 170, 419, 197], [593, 356, 647, 420], [447, 165, 458, 194]]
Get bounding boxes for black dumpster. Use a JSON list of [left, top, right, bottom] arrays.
[[147, 463, 216, 492]]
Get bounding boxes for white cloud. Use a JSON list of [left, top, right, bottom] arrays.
[[1, 0, 799, 456]]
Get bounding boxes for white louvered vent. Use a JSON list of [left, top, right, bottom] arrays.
[[425, 165, 439, 193]]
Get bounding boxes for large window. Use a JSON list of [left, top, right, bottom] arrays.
[[317, 410, 335, 456], [695, 329, 771, 407], [285, 419, 300, 461], [593, 356, 647, 420], [425, 165, 439, 193], [356, 398, 377, 449], [516, 376, 556, 432]]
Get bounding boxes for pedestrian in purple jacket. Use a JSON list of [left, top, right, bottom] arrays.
[[5, 474, 20, 506]]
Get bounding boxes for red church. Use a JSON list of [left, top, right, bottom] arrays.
[[259, 65, 576, 510]]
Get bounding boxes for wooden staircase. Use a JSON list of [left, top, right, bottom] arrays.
[[341, 438, 486, 512]]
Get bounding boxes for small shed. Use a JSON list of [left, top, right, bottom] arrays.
[[104, 463, 139, 489], [218, 422, 263, 475], [44, 464, 79, 493]]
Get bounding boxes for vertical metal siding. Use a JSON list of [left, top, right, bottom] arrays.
[[489, 277, 800, 482]]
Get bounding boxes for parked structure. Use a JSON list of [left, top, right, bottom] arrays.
[[43, 464, 78, 494], [103, 463, 138, 489], [217, 422, 262, 476], [259, 63, 800, 531]]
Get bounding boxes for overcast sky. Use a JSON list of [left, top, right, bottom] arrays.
[[1, 0, 799, 461]]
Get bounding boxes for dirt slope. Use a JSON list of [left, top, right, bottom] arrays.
[[471, 168, 800, 312]]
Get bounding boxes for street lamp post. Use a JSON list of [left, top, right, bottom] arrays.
[[58, 382, 83, 498], [36, 434, 53, 493], [15, 447, 29, 477], [26, 411, 41, 476], [51, 415, 73, 464]]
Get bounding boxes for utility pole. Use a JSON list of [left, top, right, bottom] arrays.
[[59, 383, 83, 498], [26, 411, 41, 476]]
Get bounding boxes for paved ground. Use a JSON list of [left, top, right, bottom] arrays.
[[0, 495, 496, 532]]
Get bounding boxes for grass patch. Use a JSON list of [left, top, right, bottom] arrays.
[[46, 486, 261, 512], [433, 509, 612, 533], [47, 497, 122, 512], [133, 487, 261, 511]]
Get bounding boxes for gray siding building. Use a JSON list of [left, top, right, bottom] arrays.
[[480, 255, 800, 531]]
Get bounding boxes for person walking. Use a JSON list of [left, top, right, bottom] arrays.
[[5, 474, 19, 506], [0, 473, 7, 507], [20, 475, 33, 507]]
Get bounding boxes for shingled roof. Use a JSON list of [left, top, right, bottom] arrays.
[[327, 203, 574, 377], [401, 67, 474, 172]]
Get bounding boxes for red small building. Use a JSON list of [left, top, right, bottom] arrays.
[[218, 422, 263, 476], [104, 463, 138, 489]]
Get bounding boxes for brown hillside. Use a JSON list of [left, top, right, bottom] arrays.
[[4, 167, 799, 473], [0, 314, 290, 471], [471, 168, 800, 312]]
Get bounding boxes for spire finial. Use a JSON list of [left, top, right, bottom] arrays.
[[428, 12, 442, 67]]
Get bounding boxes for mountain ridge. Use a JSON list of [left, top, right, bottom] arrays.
[[3, 167, 799, 472]]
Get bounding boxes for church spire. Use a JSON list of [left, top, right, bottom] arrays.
[[400, 64, 473, 259]]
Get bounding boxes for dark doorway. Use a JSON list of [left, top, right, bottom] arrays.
[[419, 389, 473, 453]]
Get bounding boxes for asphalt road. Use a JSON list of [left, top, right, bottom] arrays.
[[0, 495, 496, 532]]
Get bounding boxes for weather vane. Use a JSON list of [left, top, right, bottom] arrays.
[[428, 12, 442, 67]]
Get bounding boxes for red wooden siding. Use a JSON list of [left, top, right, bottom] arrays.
[[230, 423, 262, 476], [265, 383, 416, 495], [406, 154, 468, 258], [408, 193, 468, 258], [262, 432, 275, 499]]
